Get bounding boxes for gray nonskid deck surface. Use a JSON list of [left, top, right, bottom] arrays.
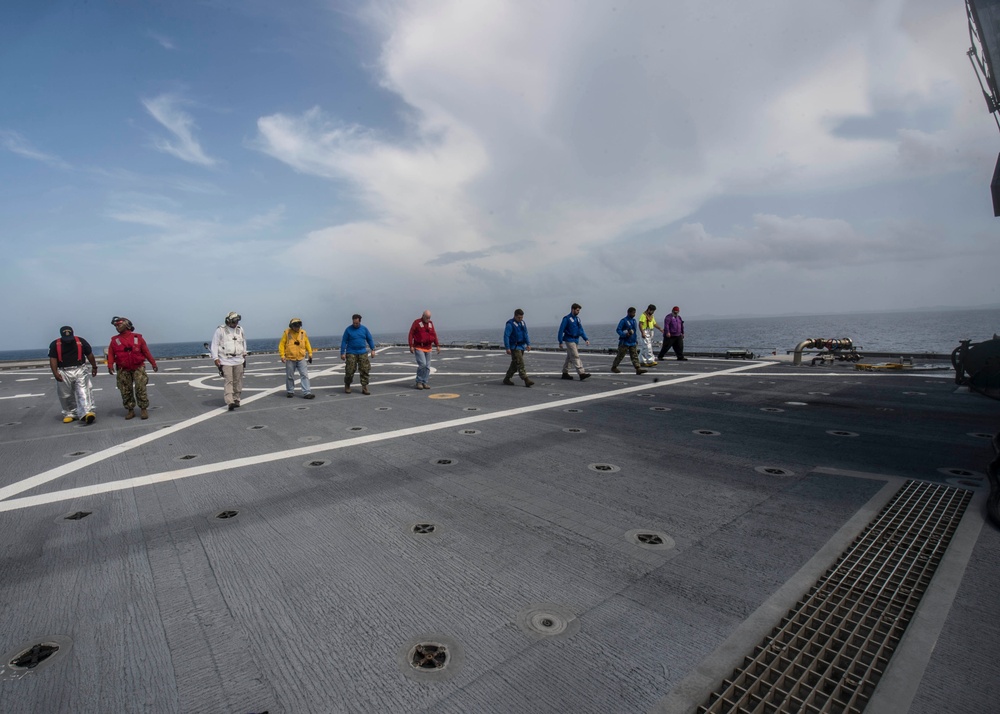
[[0, 348, 996, 713]]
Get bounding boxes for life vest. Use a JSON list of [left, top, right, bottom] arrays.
[[218, 325, 246, 357], [111, 334, 145, 370], [55, 337, 83, 364]]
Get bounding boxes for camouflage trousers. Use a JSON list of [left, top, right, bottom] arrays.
[[611, 345, 641, 371], [116, 366, 149, 410], [505, 349, 529, 380], [344, 354, 370, 387]]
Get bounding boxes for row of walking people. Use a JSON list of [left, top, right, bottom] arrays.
[[45, 304, 687, 421], [45, 311, 441, 422], [501, 303, 686, 387]]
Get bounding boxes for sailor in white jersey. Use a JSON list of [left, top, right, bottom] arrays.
[[211, 311, 248, 411]]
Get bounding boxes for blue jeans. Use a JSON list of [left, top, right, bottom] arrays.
[[285, 359, 311, 395], [414, 349, 432, 384]]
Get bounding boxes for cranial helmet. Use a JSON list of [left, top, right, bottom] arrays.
[[289, 317, 303, 328], [225, 312, 241, 326], [111, 316, 134, 331]]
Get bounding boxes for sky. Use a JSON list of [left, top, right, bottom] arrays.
[[1, 0, 998, 350]]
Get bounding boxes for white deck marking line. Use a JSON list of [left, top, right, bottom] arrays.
[[0, 393, 45, 400], [0, 362, 347, 502], [15, 378, 39, 381], [0, 362, 771, 513]]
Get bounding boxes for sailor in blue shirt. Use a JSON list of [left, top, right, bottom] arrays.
[[611, 307, 647, 375], [557, 303, 592, 381], [340, 314, 375, 394], [503, 308, 534, 387]]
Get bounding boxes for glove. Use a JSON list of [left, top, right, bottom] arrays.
[[218, 365, 224, 377], [307, 357, 312, 364]]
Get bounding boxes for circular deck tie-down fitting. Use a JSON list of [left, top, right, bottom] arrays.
[[624, 529, 676, 551], [1, 636, 73, 681], [397, 634, 464, 681], [515, 604, 581, 640]]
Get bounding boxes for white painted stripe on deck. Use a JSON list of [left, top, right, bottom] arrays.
[[0, 361, 770, 512], [0, 363, 354, 502], [0, 393, 45, 400]]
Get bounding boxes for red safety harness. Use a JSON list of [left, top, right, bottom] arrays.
[[55, 337, 83, 363]]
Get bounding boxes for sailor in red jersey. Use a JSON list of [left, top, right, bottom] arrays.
[[408, 310, 440, 389], [107, 316, 158, 420]]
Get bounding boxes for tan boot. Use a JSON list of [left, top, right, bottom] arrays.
[[125, 409, 135, 420], [140, 408, 148, 420]]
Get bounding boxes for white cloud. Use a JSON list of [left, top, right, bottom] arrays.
[[253, 1, 990, 281], [0, 129, 71, 169], [149, 32, 176, 50], [142, 94, 219, 166]]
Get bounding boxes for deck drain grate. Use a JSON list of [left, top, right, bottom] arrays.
[[412, 523, 436, 534], [458, 429, 480, 435], [588, 463, 621, 473], [637, 533, 663, 545], [9, 643, 59, 669], [650, 406, 670, 412], [215, 510, 239, 520], [64, 512, 92, 521], [697, 480, 972, 714], [562, 427, 586, 434], [761, 407, 784, 413], [248, 425, 267, 431], [695, 429, 720, 436]]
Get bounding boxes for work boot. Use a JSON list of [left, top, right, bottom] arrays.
[[523, 378, 534, 387], [228, 404, 236, 411], [362, 386, 370, 395], [677, 357, 688, 361], [303, 394, 315, 399], [140, 408, 148, 420], [503, 378, 515, 385], [125, 409, 135, 420], [611, 367, 621, 374], [287, 393, 295, 398], [234, 400, 240, 408], [579, 373, 591, 381], [561, 373, 573, 380], [345, 385, 352, 394], [636, 368, 647, 375], [63, 415, 76, 424], [84, 412, 96, 424]]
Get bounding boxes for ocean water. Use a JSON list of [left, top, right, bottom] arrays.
[[3, 308, 996, 361]]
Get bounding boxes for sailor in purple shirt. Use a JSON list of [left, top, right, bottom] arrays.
[[659, 306, 687, 361]]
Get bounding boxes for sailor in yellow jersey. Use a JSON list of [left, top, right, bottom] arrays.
[[638, 304, 663, 366], [278, 317, 315, 399]]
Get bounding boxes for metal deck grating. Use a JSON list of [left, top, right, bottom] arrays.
[[698, 480, 973, 714]]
